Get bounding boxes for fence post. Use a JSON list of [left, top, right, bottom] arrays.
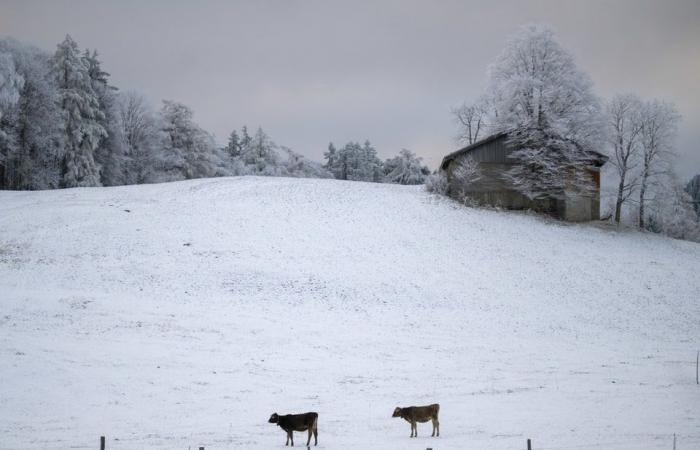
[[696, 350, 698, 385], [199, 447, 204, 450], [673, 433, 677, 450], [527, 438, 532, 450], [100, 436, 105, 450]]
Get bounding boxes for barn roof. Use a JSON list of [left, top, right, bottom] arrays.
[[440, 133, 507, 170], [439, 132, 608, 171]]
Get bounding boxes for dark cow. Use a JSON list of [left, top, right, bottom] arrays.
[[268, 412, 318, 446], [392, 403, 440, 437]]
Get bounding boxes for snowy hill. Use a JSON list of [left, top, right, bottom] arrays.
[[1, 176, 699, 450]]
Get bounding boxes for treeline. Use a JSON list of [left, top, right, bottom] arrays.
[[0, 35, 430, 191], [323, 142, 429, 185]]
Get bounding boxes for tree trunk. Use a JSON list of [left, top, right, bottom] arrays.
[[639, 169, 648, 229], [614, 174, 626, 223]]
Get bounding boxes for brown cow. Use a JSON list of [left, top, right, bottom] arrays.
[[268, 412, 318, 446], [392, 404, 440, 437]]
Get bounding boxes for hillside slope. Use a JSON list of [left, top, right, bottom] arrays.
[[1, 176, 699, 449]]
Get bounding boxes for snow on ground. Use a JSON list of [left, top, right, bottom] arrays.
[[1, 176, 699, 450]]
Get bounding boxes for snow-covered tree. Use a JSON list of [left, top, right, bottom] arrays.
[[156, 100, 216, 181], [646, 179, 700, 242], [117, 91, 160, 184], [225, 129, 241, 159], [0, 38, 65, 190], [637, 100, 680, 229], [52, 35, 106, 188], [686, 174, 700, 216], [608, 94, 644, 223], [84, 49, 127, 186], [383, 149, 429, 185], [453, 156, 482, 187], [323, 142, 337, 171], [240, 127, 280, 174], [483, 24, 603, 200], [0, 52, 24, 122], [425, 170, 448, 194]]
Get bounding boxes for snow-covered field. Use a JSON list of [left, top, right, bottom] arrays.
[[1, 176, 699, 450]]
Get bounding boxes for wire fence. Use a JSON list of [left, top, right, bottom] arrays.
[[5, 434, 700, 450]]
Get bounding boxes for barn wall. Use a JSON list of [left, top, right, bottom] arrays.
[[445, 134, 603, 221]]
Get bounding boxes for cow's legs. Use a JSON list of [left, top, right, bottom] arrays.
[[306, 428, 312, 446], [313, 426, 318, 446], [285, 430, 289, 446], [411, 421, 417, 437], [431, 417, 440, 436]]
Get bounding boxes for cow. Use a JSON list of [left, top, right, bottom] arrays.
[[268, 412, 318, 446], [392, 403, 440, 438]]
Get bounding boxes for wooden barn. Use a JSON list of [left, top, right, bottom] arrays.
[[440, 133, 608, 222]]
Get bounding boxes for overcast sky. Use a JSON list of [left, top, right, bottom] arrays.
[[2, 0, 699, 177]]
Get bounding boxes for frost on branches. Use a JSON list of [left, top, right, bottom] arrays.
[[52, 35, 106, 188], [382, 149, 429, 185], [484, 24, 603, 200]]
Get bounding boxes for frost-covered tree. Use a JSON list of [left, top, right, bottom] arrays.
[[383, 149, 429, 185], [0, 52, 24, 122], [425, 170, 448, 195], [608, 94, 644, 223], [52, 35, 106, 188], [240, 127, 280, 174], [0, 38, 65, 190], [323, 142, 337, 171], [646, 179, 700, 242], [225, 129, 241, 159], [118, 91, 160, 184], [686, 174, 700, 216], [0, 51, 24, 187], [483, 24, 603, 200], [156, 100, 216, 181], [637, 100, 680, 229], [84, 49, 127, 186], [327, 140, 384, 182]]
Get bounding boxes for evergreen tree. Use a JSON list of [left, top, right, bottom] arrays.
[[226, 129, 241, 158], [686, 174, 700, 217], [84, 49, 127, 186], [240, 125, 252, 149], [157, 100, 216, 181], [52, 35, 105, 188], [324, 142, 336, 171]]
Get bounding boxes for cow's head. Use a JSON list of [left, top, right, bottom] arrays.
[[392, 407, 402, 417], [268, 413, 279, 424]]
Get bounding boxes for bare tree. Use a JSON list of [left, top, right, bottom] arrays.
[[452, 98, 488, 145], [638, 100, 680, 229], [453, 155, 482, 186], [118, 91, 159, 183], [608, 94, 644, 223]]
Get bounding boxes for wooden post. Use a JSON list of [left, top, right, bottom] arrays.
[[100, 436, 105, 450], [673, 433, 677, 450], [696, 350, 698, 385], [527, 438, 532, 450], [199, 447, 204, 450]]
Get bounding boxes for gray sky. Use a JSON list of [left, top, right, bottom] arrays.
[[2, 0, 699, 177]]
